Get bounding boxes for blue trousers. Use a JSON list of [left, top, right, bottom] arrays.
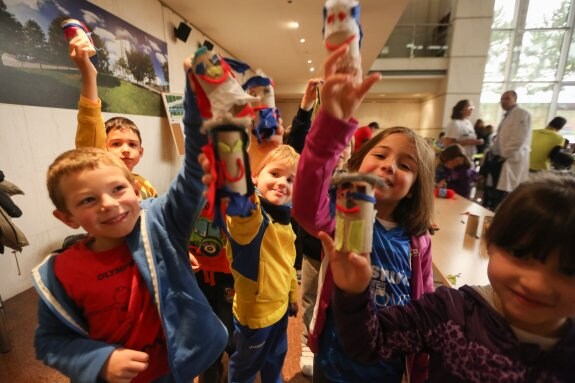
[[227, 311, 288, 383]]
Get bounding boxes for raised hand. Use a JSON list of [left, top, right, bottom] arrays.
[[99, 347, 149, 383], [301, 78, 323, 111], [319, 45, 381, 122], [317, 231, 371, 295]]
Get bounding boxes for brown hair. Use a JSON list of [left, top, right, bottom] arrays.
[[47, 147, 135, 213], [105, 117, 142, 144], [485, 173, 575, 276], [347, 127, 435, 236], [439, 144, 472, 169], [253, 144, 300, 176], [451, 99, 469, 120]]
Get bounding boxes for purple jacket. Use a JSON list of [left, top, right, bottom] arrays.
[[333, 285, 575, 382], [292, 109, 434, 383]]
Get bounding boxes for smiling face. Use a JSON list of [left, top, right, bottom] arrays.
[[357, 133, 417, 219], [488, 246, 575, 337], [53, 165, 141, 251], [252, 160, 296, 206], [105, 128, 143, 171]]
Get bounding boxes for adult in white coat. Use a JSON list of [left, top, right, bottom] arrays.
[[490, 90, 531, 207]]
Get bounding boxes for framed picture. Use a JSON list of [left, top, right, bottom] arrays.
[[161, 92, 185, 155]]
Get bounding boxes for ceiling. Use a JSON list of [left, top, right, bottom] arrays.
[[160, 0, 410, 99]]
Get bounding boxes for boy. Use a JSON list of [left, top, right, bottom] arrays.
[[201, 144, 300, 382], [69, 32, 157, 199], [32, 74, 227, 382]]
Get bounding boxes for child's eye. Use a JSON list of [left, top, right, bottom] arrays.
[[271, 172, 279, 177], [373, 153, 385, 159], [129, 143, 138, 149], [79, 196, 95, 206], [400, 163, 412, 171], [287, 177, 294, 184], [113, 185, 127, 193]]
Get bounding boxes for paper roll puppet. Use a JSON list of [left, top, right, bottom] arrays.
[[323, 0, 363, 83], [190, 46, 258, 120], [243, 72, 281, 143], [330, 173, 385, 254], [61, 19, 98, 65]]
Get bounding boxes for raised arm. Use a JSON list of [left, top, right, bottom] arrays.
[[69, 35, 106, 149], [284, 78, 322, 154]]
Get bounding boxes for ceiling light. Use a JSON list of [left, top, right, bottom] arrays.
[[307, 59, 312, 64], [287, 21, 299, 29], [299, 38, 306, 43], [310, 67, 315, 72]]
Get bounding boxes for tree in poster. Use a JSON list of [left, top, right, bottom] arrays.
[[0, 0, 24, 65], [126, 49, 155, 84], [47, 14, 71, 67], [23, 20, 48, 64]]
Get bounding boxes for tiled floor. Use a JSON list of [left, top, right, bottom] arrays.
[[0, 288, 311, 383]]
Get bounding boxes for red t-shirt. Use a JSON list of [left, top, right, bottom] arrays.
[[353, 126, 373, 152], [54, 240, 170, 382]]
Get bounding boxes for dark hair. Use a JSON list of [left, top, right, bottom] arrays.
[[439, 144, 472, 168], [451, 99, 469, 120], [485, 173, 575, 276], [347, 127, 435, 236], [368, 121, 379, 129], [105, 117, 142, 144], [548, 116, 567, 131]]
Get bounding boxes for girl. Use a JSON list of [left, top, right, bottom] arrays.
[[292, 45, 436, 383], [436, 143, 477, 199], [323, 172, 575, 382]]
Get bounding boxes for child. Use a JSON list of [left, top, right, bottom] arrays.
[[292, 45, 436, 382], [200, 144, 300, 382], [436, 143, 477, 199], [32, 69, 228, 382], [69, 32, 157, 199], [324, 172, 575, 382]]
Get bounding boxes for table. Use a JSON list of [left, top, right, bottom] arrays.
[[430, 195, 494, 288]]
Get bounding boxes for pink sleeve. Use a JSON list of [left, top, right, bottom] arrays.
[[419, 235, 435, 294], [291, 109, 358, 236]]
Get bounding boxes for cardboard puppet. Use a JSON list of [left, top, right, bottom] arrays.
[[61, 19, 98, 65], [330, 172, 386, 254], [323, 0, 363, 84]]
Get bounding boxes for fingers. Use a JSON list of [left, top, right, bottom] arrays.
[[323, 44, 349, 77], [356, 72, 382, 99], [317, 231, 335, 256]]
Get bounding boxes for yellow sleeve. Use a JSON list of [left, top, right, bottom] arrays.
[[76, 95, 106, 149], [226, 195, 262, 245]]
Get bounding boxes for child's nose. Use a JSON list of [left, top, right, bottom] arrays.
[[100, 194, 119, 209]]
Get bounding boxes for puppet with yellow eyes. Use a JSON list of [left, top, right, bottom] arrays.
[[323, 0, 363, 84], [189, 45, 258, 120], [329, 173, 386, 254]]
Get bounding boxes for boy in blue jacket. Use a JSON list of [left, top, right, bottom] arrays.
[[32, 68, 227, 383]]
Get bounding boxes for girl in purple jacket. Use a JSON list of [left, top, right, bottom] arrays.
[[292, 45, 436, 382], [324, 172, 575, 382]]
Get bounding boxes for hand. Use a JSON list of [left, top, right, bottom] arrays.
[[300, 78, 323, 111], [99, 348, 149, 383], [198, 152, 213, 194], [69, 35, 97, 78], [317, 231, 371, 294], [189, 253, 200, 271], [288, 302, 299, 317], [320, 45, 381, 121]]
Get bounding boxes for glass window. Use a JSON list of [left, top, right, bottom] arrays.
[[511, 30, 564, 81], [525, 0, 571, 28], [493, 0, 517, 29], [484, 31, 512, 82], [479, 83, 505, 125], [564, 36, 575, 81]]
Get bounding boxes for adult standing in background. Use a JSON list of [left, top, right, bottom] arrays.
[[444, 99, 484, 159], [353, 121, 379, 152], [529, 116, 566, 171], [489, 90, 532, 208]]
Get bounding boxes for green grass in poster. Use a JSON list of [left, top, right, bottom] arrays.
[[0, 65, 163, 117]]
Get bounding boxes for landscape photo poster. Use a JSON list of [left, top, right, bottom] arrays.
[[0, 0, 169, 117]]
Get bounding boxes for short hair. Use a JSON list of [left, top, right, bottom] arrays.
[[105, 117, 142, 144], [440, 144, 472, 169], [47, 147, 135, 213], [503, 90, 518, 101], [253, 144, 300, 176], [347, 126, 436, 236], [451, 99, 470, 120], [548, 116, 567, 131], [485, 173, 575, 276], [368, 121, 379, 130]]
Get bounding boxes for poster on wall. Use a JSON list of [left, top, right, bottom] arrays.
[[161, 92, 185, 155], [0, 0, 169, 117]]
